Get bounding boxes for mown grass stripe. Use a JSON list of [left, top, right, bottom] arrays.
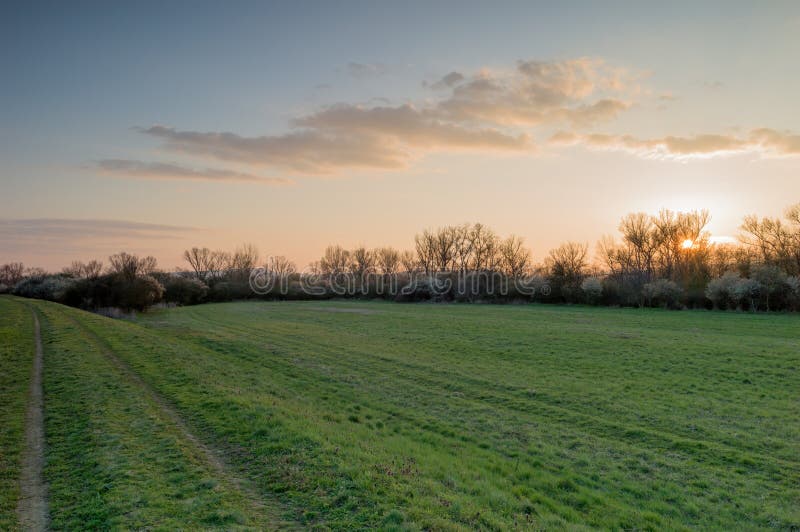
[[0, 297, 36, 531], [32, 301, 287, 529]]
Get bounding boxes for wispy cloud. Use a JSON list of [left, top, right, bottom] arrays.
[[436, 58, 635, 127], [427, 71, 465, 90], [126, 57, 796, 172], [140, 125, 411, 174], [344, 61, 386, 79], [549, 128, 800, 160], [703, 80, 724, 90], [0, 218, 199, 241], [136, 58, 638, 174], [0, 218, 202, 265], [95, 159, 292, 185], [293, 104, 531, 150], [141, 107, 531, 175]]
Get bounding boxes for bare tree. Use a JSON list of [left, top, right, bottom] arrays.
[[184, 247, 212, 280], [470, 223, 499, 271], [349, 246, 375, 278], [139, 256, 159, 276], [229, 244, 259, 273], [320, 245, 350, 275], [24, 267, 48, 279], [652, 209, 711, 281], [61, 260, 103, 279], [375, 247, 400, 275], [498, 235, 531, 277], [453, 223, 474, 272], [433, 226, 459, 272], [400, 250, 418, 273], [108, 252, 147, 281], [0, 262, 25, 286], [307, 261, 322, 275], [266, 256, 296, 279], [709, 243, 751, 278], [619, 212, 659, 279], [83, 260, 103, 279], [546, 242, 588, 284], [62, 260, 85, 278], [207, 250, 229, 280], [596, 235, 621, 275], [414, 230, 436, 274], [741, 204, 800, 275]]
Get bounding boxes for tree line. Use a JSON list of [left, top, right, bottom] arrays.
[[2, 203, 800, 312]]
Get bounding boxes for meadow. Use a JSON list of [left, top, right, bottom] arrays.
[[0, 295, 798, 530]]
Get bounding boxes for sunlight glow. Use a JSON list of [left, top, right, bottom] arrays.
[[681, 239, 694, 249], [709, 235, 737, 245]]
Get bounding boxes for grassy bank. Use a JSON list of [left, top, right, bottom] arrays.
[[1, 296, 798, 529], [0, 298, 35, 530]]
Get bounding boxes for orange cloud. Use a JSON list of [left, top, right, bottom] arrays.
[[436, 58, 634, 126], [142, 105, 532, 175], [549, 128, 800, 159], [96, 159, 292, 185], [132, 58, 640, 174]]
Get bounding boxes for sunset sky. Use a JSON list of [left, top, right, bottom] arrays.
[[2, 1, 799, 270]]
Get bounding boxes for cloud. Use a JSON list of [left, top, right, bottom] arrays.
[[549, 128, 800, 160], [131, 58, 645, 174], [345, 62, 386, 79], [436, 58, 634, 127], [428, 71, 465, 90], [95, 159, 292, 185], [750, 128, 800, 155], [141, 125, 411, 174], [115, 57, 800, 174], [294, 104, 531, 151], [0, 218, 202, 266], [0, 218, 198, 242], [135, 58, 640, 174], [141, 106, 531, 175]]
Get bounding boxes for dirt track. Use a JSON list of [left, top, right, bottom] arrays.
[[16, 311, 48, 531]]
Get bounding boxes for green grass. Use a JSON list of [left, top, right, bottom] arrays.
[[0, 298, 35, 530], [2, 296, 799, 529], [10, 297, 279, 530]]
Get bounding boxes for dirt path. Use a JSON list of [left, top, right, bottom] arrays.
[[16, 311, 49, 531], [62, 313, 291, 529]]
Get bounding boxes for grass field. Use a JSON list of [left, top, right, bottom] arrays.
[[1, 296, 798, 529], [0, 298, 35, 530]]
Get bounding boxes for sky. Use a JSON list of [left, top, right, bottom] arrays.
[[1, 1, 799, 270]]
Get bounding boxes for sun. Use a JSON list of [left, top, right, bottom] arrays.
[[681, 239, 694, 249]]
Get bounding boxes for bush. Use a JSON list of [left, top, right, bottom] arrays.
[[163, 276, 208, 306], [751, 265, 788, 310], [602, 273, 647, 307], [705, 272, 742, 310], [705, 272, 769, 311], [732, 278, 760, 311], [787, 276, 800, 311], [60, 273, 164, 311], [642, 279, 683, 309], [119, 275, 164, 311], [394, 276, 433, 303], [208, 280, 253, 302], [580, 277, 603, 305], [12, 274, 75, 301]]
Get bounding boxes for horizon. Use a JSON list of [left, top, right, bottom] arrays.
[[2, 1, 799, 270]]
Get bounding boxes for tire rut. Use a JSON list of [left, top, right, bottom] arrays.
[[57, 310, 292, 530], [16, 309, 49, 531]]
